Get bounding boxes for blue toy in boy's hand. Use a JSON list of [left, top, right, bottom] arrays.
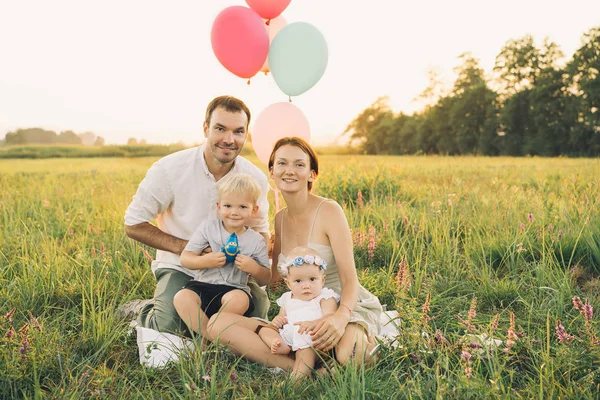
[[221, 232, 239, 262]]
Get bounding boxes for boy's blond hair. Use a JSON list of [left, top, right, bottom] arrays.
[[216, 173, 261, 203]]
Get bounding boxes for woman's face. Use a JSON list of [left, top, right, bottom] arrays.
[[270, 144, 314, 191]]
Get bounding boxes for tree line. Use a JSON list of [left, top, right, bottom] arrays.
[[345, 27, 600, 156], [1, 128, 105, 147]]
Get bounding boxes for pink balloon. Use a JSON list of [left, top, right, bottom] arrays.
[[211, 6, 269, 79], [252, 102, 311, 166], [260, 16, 287, 74], [245, 0, 291, 20]]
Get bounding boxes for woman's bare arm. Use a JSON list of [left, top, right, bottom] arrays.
[[325, 201, 359, 319]]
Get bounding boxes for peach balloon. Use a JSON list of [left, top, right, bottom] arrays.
[[251, 102, 311, 166], [245, 0, 291, 20], [260, 16, 287, 74]]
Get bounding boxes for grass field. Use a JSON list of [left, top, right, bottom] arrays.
[[1, 154, 600, 399]]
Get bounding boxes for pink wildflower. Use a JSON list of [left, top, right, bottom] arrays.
[[468, 297, 477, 321], [3, 307, 16, 322], [461, 348, 473, 379], [528, 212, 533, 223], [357, 191, 364, 208], [505, 312, 519, 351], [18, 323, 29, 339], [583, 301, 593, 321], [421, 293, 431, 325], [367, 225, 377, 259], [519, 223, 525, 232], [491, 313, 500, 330], [396, 254, 411, 291], [461, 350, 472, 361], [29, 314, 42, 331], [137, 244, 154, 262], [573, 296, 584, 312], [464, 366, 473, 379], [555, 320, 575, 344], [5, 327, 15, 339], [202, 375, 211, 382]]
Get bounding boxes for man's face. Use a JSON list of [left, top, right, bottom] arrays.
[[204, 107, 248, 165]]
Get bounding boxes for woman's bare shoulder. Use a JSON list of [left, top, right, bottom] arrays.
[[317, 198, 347, 225], [318, 197, 343, 213]]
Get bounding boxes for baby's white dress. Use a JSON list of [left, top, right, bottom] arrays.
[[276, 287, 340, 351]]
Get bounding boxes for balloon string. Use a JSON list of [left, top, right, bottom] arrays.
[[265, 19, 271, 26]]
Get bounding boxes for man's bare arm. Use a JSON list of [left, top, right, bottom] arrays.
[[124, 222, 188, 255]]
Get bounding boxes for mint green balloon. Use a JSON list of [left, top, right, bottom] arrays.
[[268, 22, 328, 97]]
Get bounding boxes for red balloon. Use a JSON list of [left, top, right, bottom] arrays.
[[245, 0, 291, 20], [211, 6, 269, 79]]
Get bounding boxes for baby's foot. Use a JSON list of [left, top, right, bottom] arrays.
[[271, 339, 291, 355]]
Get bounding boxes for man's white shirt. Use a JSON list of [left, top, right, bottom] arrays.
[[124, 145, 270, 276]]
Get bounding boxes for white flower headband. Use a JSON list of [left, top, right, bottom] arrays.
[[280, 254, 327, 276]]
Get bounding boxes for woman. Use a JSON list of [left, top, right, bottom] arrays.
[[206, 137, 382, 369]]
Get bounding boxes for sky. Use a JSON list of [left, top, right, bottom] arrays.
[[0, 0, 599, 146]]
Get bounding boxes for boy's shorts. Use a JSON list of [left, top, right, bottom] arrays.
[[183, 281, 254, 318]]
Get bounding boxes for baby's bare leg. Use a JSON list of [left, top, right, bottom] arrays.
[[292, 348, 317, 380], [258, 327, 291, 355]]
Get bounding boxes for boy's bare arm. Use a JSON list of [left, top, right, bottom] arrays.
[[180, 250, 226, 270]]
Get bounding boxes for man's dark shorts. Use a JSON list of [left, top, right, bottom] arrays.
[[183, 281, 254, 318]]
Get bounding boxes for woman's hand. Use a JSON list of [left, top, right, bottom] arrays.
[[295, 319, 321, 335], [295, 314, 349, 351]]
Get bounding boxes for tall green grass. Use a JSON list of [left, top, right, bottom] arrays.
[[1, 155, 599, 398]]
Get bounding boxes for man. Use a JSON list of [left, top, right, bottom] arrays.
[[123, 95, 270, 335]]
